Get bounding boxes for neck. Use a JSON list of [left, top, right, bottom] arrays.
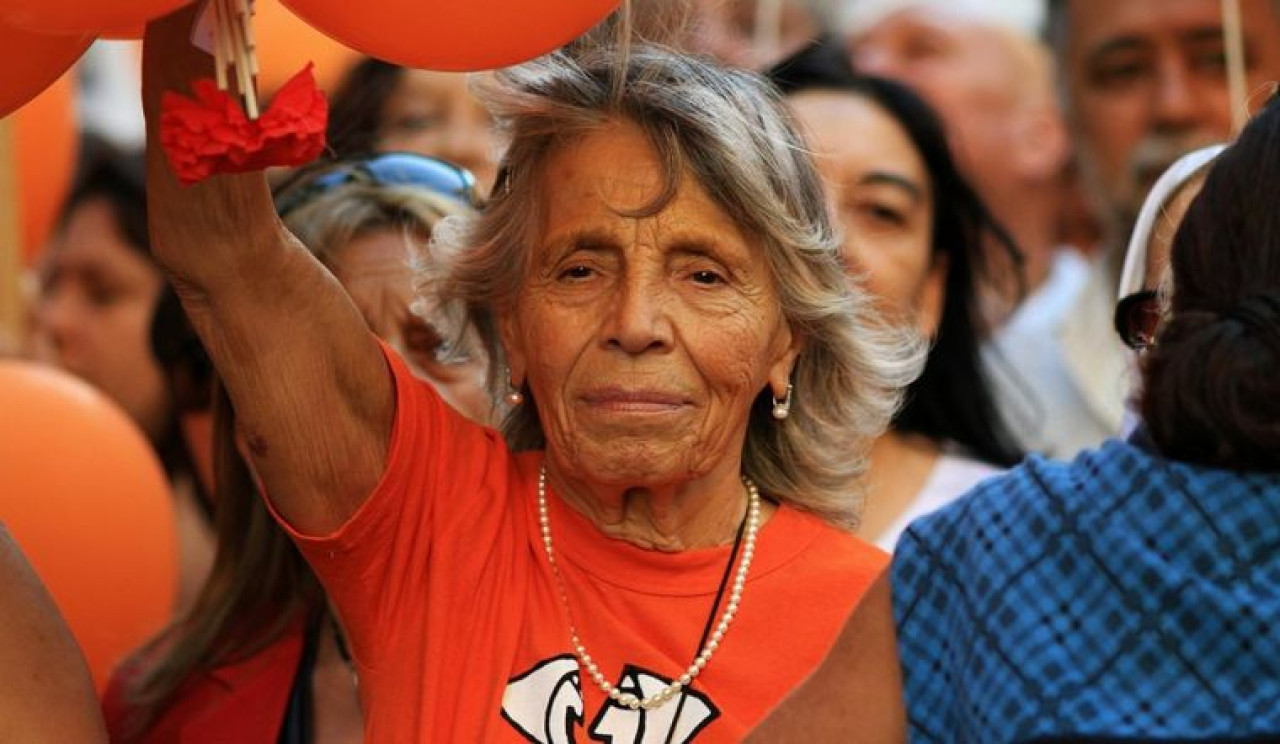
[[1001, 200, 1055, 292], [858, 431, 941, 543], [547, 458, 769, 552], [985, 183, 1058, 324]]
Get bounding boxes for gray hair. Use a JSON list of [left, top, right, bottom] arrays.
[[424, 44, 924, 529], [282, 180, 480, 363]]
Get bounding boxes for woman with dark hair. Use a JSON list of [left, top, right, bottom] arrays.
[[31, 135, 215, 613], [752, 93, 1280, 743], [768, 40, 1023, 547], [327, 57, 498, 193]]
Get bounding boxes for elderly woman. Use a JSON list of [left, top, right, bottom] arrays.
[[752, 94, 1280, 742], [142, 7, 918, 741]]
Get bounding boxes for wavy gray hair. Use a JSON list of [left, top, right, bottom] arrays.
[[423, 44, 924, 528]]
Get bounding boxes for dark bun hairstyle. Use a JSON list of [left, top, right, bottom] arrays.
[[1140, 95, 1280, 472]]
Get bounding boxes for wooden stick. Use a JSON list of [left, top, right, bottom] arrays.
[[211, 0, 228, 90], [0, 117, 23, 355], [219, 0, 253, 118], [218, 0, 239, 95], [1222, 0, 1247, 133], [239, 0, 260, 76]]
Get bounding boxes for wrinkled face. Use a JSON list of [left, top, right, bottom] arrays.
[[850, 10, 1021, 189], [32, 198, 170, 440], [329, 230, 491, 424], [1065, 0, 1280, 236], [378, 70, 499, 195], [790, 91, 944, 336], [502, 121, 799, 491]]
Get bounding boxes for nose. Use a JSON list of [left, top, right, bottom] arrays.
[[849, 37, 895, 77], [437, 120, 491, 186], [604, 271, 672, 355], [1151, 56, 1202, 133], [32, 286, 82, 365]]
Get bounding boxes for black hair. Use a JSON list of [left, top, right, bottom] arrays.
[[1140, 94, 1280, 471], [326, 56, 407, 159], [58, 134, 150, 255], [768, 39, 1025, 466]]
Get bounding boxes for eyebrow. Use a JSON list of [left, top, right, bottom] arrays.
[[1180, 28, 1227, 45], [857, 171, 924, 203], [1090, 27, 1226, 63], [545, 228, 620, 254]]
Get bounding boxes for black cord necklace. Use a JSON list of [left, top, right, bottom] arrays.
[[662, 507, 748, 744]]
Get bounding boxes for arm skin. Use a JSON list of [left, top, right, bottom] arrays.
[[0, 527, 107, 743], [745, 571, 908, 743], [142, 6, 392, 534]]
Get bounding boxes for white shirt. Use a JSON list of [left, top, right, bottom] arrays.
[[873, 453, 1003, 551], [983, 249, 1130, 459]]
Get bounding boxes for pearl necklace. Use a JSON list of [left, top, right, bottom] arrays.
[[536, 464, 761, 711]]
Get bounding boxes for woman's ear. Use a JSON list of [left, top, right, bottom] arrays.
[[497, 311, 528, 391], [768, 325, 805, 400], [1010, 102, 1070, 182], [915, 253, 948, 339]]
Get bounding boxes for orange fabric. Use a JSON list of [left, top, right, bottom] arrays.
[[276, 345, 888, 742]]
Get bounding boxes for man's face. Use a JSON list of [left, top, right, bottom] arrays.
[[851, 9, 1023, 195], [1065, 0, 1280, 239]]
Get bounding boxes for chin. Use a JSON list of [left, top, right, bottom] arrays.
[[557, 437, 705, 490]]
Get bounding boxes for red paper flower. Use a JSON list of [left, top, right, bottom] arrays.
[[160, 64, 328, 186]]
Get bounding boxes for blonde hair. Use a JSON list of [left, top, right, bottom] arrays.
[[424, 44, 924, 528]]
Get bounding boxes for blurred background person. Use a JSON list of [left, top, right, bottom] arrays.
[[842, 0, 1117, 459], [29, 136, 215, 616], [770, 40, 1022, 548], [327, 60, 500, 194], [104, 154, 488, 743], [1042, 0, 1280, 453]]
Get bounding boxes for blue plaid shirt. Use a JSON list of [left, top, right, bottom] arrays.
[[892, 439, 1280, 743]]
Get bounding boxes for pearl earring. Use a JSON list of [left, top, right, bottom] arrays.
[[504, 368, 524, 406], [772, 383, 793, 420]]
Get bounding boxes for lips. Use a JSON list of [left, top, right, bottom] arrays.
[[578, 388, 691, 413]]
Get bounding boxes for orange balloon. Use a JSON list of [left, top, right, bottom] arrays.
[[13, 71, 78, 266], [0, 362, 177, 691], [281, 0, 619, 71], [0, 22, 91, 117], [0, 0, 187, 37], [255, 0, 358, 96]]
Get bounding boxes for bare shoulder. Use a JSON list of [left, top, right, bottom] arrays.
[[0, 527, 108, 743]]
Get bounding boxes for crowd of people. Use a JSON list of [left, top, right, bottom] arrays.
[[3, 0, 1279, 741]]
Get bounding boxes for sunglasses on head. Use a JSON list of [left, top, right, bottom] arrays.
[[275, 152, 478, 218], [1114, 289, 1161, 351]]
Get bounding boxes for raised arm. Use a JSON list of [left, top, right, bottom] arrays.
[[746, 572, 908, 743], [142, 6, 391, 534], [0, 527, 106, 743]]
